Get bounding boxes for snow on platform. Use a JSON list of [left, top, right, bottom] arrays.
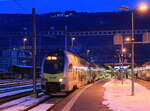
[[103, 79, 150, 111], [29, 102, 53, 111]]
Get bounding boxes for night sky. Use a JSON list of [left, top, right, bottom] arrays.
[[0, 0, 149, 14]]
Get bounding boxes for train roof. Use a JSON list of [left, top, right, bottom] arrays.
[[142, 61, 150, 66], [45, 49, 102, 68]]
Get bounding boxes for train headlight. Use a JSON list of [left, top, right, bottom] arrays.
[[59, 78, 63, 82]]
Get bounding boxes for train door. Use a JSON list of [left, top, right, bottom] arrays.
[[67, 64, 74, 90], [78, 70, 82, 87]]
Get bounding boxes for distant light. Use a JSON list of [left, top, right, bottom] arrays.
[[72, 37, 75, 41], [139, 3, 148, 11], [122, 48, 126, 53], [119, 3, 148, 11], [125, 37, 131, 42], [114, 66, 129, 70], [87, 49, 90, 53], [119, 6, 130, 11], [23, 38, 27, 42]]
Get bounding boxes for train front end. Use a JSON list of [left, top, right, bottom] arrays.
[[41, 51, 65, 93]]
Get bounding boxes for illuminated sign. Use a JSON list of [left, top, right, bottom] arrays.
[[46, 56, 57, 60], [114, 66, 129, 70]]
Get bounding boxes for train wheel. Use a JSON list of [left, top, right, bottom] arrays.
[[73, 85, 78, 91], [88, 80, 91, 84]]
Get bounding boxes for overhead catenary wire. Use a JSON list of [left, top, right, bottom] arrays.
[[12, 0, 26, 11]]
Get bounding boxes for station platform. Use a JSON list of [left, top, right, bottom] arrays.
[[50, 79, 112, 111]]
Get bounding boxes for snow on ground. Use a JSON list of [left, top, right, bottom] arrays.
[[103, 79, 150, 111], [0, 87, 40, 98], [0, 93, 51, 111], [0, 88, 34, 98], [29, 103, 53, 111], [0, 83, 41, 98]]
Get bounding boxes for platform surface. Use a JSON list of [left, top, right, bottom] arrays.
[[51, 79, 112, 111]]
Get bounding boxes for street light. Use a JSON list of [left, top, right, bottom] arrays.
[[138, 3, 148, 10], [23, 38, 27, 49], [122, 48, 126, 53], [125, 36, 131, 42], [119, 3, 148, 96], [72, 37, 75, 48], [87, 49, 90, 58], [120, 46, 127, 84]]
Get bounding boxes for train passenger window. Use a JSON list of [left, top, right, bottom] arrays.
[[68, 64, 73, 72], [73, 69, 76, 80]]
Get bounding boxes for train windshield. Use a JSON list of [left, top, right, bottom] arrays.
[[44, 59, 64, 74]]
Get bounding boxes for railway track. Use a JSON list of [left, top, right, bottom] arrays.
[[0, 80, 41, 104], [0, 79, 33, 84], [24, 97, 62, 111], [0, 80, 69, 111], [0, 93, 64, 111], [0, 90, 33, 104], [0, 79, 39, 88], [0, 86, 41, 104], [0, 83, 41, 94]]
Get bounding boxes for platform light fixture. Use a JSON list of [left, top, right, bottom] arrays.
[[72, 37, 76, 48], [23, 37, 27, 49], [119, 3, 148, 96]]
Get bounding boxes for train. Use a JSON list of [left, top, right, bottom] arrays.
[[40, 49, 101, 94], [135, 62, 150, 81], [123, 61, 150, 81]]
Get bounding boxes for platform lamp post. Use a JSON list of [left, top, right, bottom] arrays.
[[119, 3, 148, 96], [87, 49, 90, 61], [72, 37, 75, 48], [32, 8, 38, 98], [121, 47, 127, 84], [65, 25, 68, 50], [23, 38, 27, 49]]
